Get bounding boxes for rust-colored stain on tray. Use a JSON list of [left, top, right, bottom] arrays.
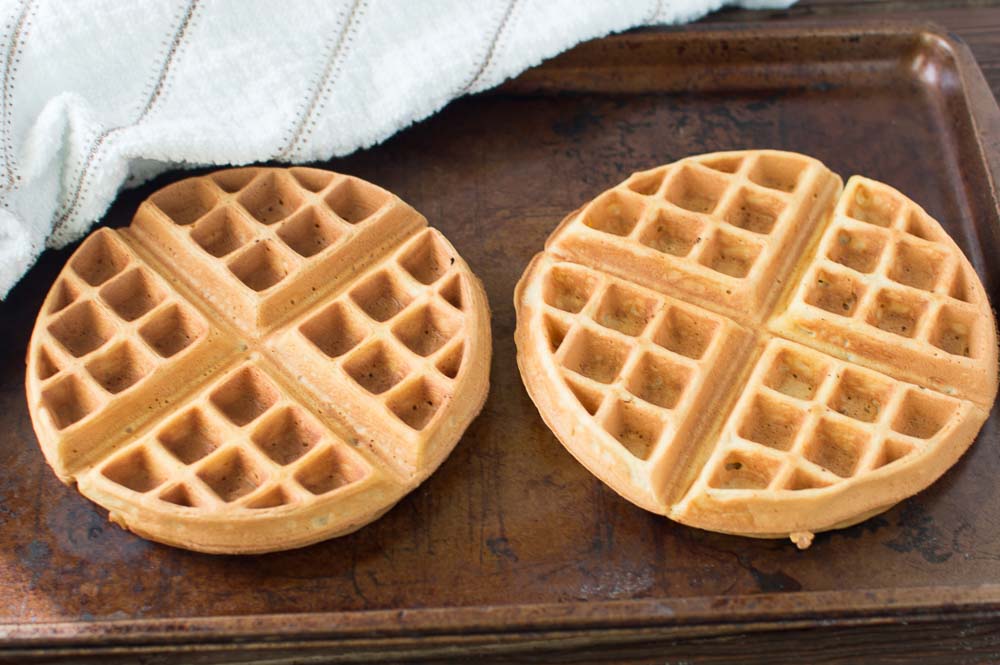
[[2, 20, 1000, 660]]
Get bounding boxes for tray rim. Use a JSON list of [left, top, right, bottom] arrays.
[[4, 15, 1000, 654], [3, 583, 1000, 646]]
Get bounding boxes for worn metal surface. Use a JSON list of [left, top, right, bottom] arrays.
[[2, 17, 1000, 663]]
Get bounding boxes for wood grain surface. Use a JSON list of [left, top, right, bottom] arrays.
[[3, 3, 1000, 664]]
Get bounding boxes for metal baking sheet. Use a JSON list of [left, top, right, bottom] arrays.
[[2, 19, 1000, 663]]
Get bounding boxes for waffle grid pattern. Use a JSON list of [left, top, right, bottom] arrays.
[[537, 260, 730, 461], [146, 168, 394, 298], [29, 169, 486, 547], [553, 152, 828, 320], [36, 230, 209, 431], [97, 361, 372, 512], [518, 151, 994, 537], [290, 229, 469, 434], [788, 177, 983, 359], [699, 338, 963, 496]]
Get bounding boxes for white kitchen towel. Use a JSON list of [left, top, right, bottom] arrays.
[[0, 0, 793, 298]]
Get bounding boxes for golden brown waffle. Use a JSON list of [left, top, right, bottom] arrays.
[[26, 167, 491, 554], [515, 150, 996, 545]]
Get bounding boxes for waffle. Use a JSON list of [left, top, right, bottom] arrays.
[[515, 150, 996, 544], [26, 167, 491, 554]]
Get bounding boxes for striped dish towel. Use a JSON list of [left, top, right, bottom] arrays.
[[0, 0, 792, 297]]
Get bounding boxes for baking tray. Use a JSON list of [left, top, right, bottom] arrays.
[[3, 19, 1000, 664]]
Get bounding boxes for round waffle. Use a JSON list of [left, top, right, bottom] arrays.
[[26, 167, 491, 554], [515, 150, 997, 546]]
